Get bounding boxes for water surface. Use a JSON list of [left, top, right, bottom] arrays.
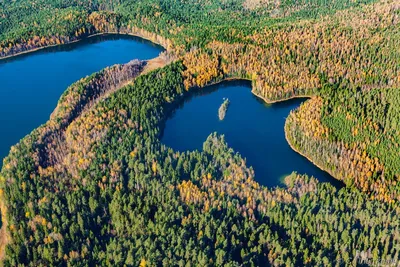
[[0, 34, 163, 164], [162, 81, 342, 188]]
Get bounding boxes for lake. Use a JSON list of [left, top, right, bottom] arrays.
[[0, 36, 339, 188], [162, 81, 342, 188], [0, 34, 163, 165]]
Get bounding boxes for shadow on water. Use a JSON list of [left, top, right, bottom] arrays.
[[161, 80, 344, 189], [0, 34, 163, 64], [0, 34, 163, 167]]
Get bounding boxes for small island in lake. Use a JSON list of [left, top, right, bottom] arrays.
[[218, 98, 230, 120], [1, 0, 400, 265]]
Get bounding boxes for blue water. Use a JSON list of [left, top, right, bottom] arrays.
[[0, 36, 339, 187], [0, 34, 163, 165], [162, 81, 342, 188]]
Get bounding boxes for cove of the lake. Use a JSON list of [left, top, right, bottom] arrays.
[[0, 34, 163, 165], [162, 81, 342, 188], [0, 35, 340, 188]]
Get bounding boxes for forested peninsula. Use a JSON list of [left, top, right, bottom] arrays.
[[1, 0, 400, 265]]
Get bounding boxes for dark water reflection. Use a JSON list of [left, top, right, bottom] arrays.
[[162, 81, 343, 188], [0, 34, 163, 165]]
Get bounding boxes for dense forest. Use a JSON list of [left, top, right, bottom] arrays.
[[1, 0, 400, 265], [2, 61, 400, 266]]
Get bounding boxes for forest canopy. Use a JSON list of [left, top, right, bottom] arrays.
[[1, 0, 400, 266]]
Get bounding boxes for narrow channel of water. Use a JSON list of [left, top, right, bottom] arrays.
[[0, 34, 163, 164], [162, 81, 342, 188]]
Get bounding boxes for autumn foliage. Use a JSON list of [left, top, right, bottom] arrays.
[[1, 0, 400, 265]]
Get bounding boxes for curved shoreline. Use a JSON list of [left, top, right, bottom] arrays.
[[205, 77, 252, 88], [0, 31, 168, 61], [251, 89, 314, 104], [251, 86, 344, 185], [283, 121, 344, 186], [0, 36, 166, 259], [180, 76, 343, 186], [0, 45, 345, 262], [202, 77, 313, 104]]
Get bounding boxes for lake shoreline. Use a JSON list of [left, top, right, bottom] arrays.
[[201, 77, 343, 186], [283, 121, 344, 187], [0, 36, 165, 259], [0, 31, 168, 61], [163, 79, 340, 187], [203, 77, 314, 105], [251, 90, 314, 104]]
